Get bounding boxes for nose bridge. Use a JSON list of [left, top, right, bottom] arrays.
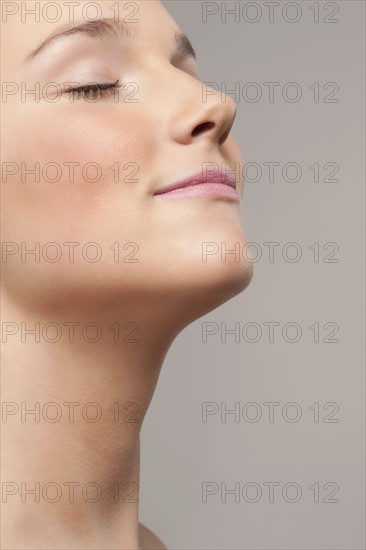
[[159, 67, 237, 145]]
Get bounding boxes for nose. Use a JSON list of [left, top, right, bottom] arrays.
[[167, 81, 237, 147]]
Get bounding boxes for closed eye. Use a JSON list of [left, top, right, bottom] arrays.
[[63, 80, 122, 100]]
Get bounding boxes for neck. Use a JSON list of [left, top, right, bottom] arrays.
[[1, 291, 179, 549]]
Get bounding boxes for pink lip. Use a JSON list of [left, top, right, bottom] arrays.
[[154, 169, 240, 200]]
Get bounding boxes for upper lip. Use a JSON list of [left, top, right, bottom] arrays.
[[154, 169, 237, 195]]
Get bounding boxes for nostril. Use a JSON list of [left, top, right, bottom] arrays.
[[191, 121, 215, 137]]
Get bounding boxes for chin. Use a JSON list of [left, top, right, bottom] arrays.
[[189, 252, 253, 318], [155, 232, 254, 327]]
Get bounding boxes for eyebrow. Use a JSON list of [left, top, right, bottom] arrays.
[[24, 17, 196, 63]]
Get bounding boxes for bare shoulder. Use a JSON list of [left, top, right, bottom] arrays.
[[138, 522, 167, 550]]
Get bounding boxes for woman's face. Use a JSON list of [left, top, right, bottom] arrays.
[[1, 0, 253, 318]]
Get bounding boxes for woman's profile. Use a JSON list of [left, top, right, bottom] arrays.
[[0, 1, 253, 548]]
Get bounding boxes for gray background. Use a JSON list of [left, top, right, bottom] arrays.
[[140, 1, 365, 549]]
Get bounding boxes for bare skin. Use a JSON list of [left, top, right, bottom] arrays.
[[0, 1, 253, 548], [139, 523, 166, 549]]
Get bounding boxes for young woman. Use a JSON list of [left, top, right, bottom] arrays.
[[0, 1, 253, 548]]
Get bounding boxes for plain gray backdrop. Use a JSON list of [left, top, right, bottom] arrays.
[[140, 1, 365, 549]]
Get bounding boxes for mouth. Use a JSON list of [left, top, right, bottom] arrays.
[[153, 169, 240, 200]]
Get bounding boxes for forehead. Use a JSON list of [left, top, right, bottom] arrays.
[[1, 0, 177, 74]]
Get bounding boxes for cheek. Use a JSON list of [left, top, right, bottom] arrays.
[[2, 104, 156, 241], [14, 103, 149, 179], [1, 103, 159, 303]]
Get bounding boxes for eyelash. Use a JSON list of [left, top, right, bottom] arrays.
[[64, 79, 122, 99]]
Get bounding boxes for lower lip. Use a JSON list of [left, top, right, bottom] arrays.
[[154, 183, 239, 200]]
